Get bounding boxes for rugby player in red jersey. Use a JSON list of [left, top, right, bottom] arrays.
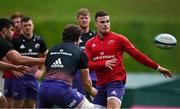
[[85, 10, 172, 108]]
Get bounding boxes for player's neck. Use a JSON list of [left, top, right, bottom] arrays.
[[81, 26, 89, 33], [99, 33, 105, 40], [23, 33, 33, 39]]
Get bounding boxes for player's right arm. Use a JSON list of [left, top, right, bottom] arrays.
[[0, 61, 29, 72], [6, 50, 45, 66]]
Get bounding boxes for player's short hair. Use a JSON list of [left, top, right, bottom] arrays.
[[10, 12, 23, 20], [77, 8, 90, 18], [21, 17, 32, 23], [95, 10, 109, 21], [0, 18, 13, 31], [63, 24, 82, 42]]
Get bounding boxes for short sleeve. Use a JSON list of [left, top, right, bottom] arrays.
[[0, 40, 14, 60], [79, 51, 88, 69], [39, 37, 48, 53]]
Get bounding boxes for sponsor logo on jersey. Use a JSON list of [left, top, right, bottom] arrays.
[[50, 49, 72, 56], [51, 58, 64, 68], [93, 54, 115, 61]]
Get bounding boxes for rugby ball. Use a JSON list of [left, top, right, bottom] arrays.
[[153, 33, 177, 49]]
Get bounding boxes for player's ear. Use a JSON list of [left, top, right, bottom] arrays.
[[2, 27, 7, 34], [32, 22, 34, 29]]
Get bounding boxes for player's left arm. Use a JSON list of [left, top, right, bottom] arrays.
[[79, 51, 97, 96], [34, 50, 48, 79], [80, 68, 97, 97], [121, 36, 173, 78], [35, 38, 48, 79], [0, 61, 29, 72]]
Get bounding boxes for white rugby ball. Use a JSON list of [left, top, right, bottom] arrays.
[[153, 33, 177, 49]]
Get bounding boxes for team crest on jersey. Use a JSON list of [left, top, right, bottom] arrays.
[[92, 43, 96, 47], [108, 40, 114, 44], [51, 58, 64, 68], [28, 49, 32, 52], [20, 44, 25, 49], [35, 43, 40, 48]]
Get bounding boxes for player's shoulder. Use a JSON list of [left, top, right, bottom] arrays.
[[111, 32, 129, 41], [89, 29, 96, 35], [48, 44, 59, 51], [111, 32, 126, 38], [33, 34, 46, 43], [0, 37, 11, 45], [86, 36, 96, 44], [11, 35, 24, 44], [0, 37, 6, 43], [33, 34, 42, 40]]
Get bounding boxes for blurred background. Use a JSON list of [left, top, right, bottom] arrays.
[[0, 0, 179, 108]]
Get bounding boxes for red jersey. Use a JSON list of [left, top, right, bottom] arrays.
[[85, 32, 159, 86]]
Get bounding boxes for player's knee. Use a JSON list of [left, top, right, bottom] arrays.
[[94, 104, 106, 109], [79, 98, 94, 109], [107, 97, 122, 108]]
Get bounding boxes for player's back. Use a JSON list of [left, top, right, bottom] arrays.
[[45, 42, 87, 85]]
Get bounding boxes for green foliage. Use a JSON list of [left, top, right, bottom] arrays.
[[0, 0, 179, 73]]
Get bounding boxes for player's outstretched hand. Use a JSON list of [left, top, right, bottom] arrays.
[[157, 66, 173, 78]]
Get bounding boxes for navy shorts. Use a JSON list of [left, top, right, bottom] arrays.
[[72, 70, 96, 102], [38, 79, 84, 108], [4, 78, 14, 97], [12, 75, 38, 100], [93, 81, 125, 107]]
